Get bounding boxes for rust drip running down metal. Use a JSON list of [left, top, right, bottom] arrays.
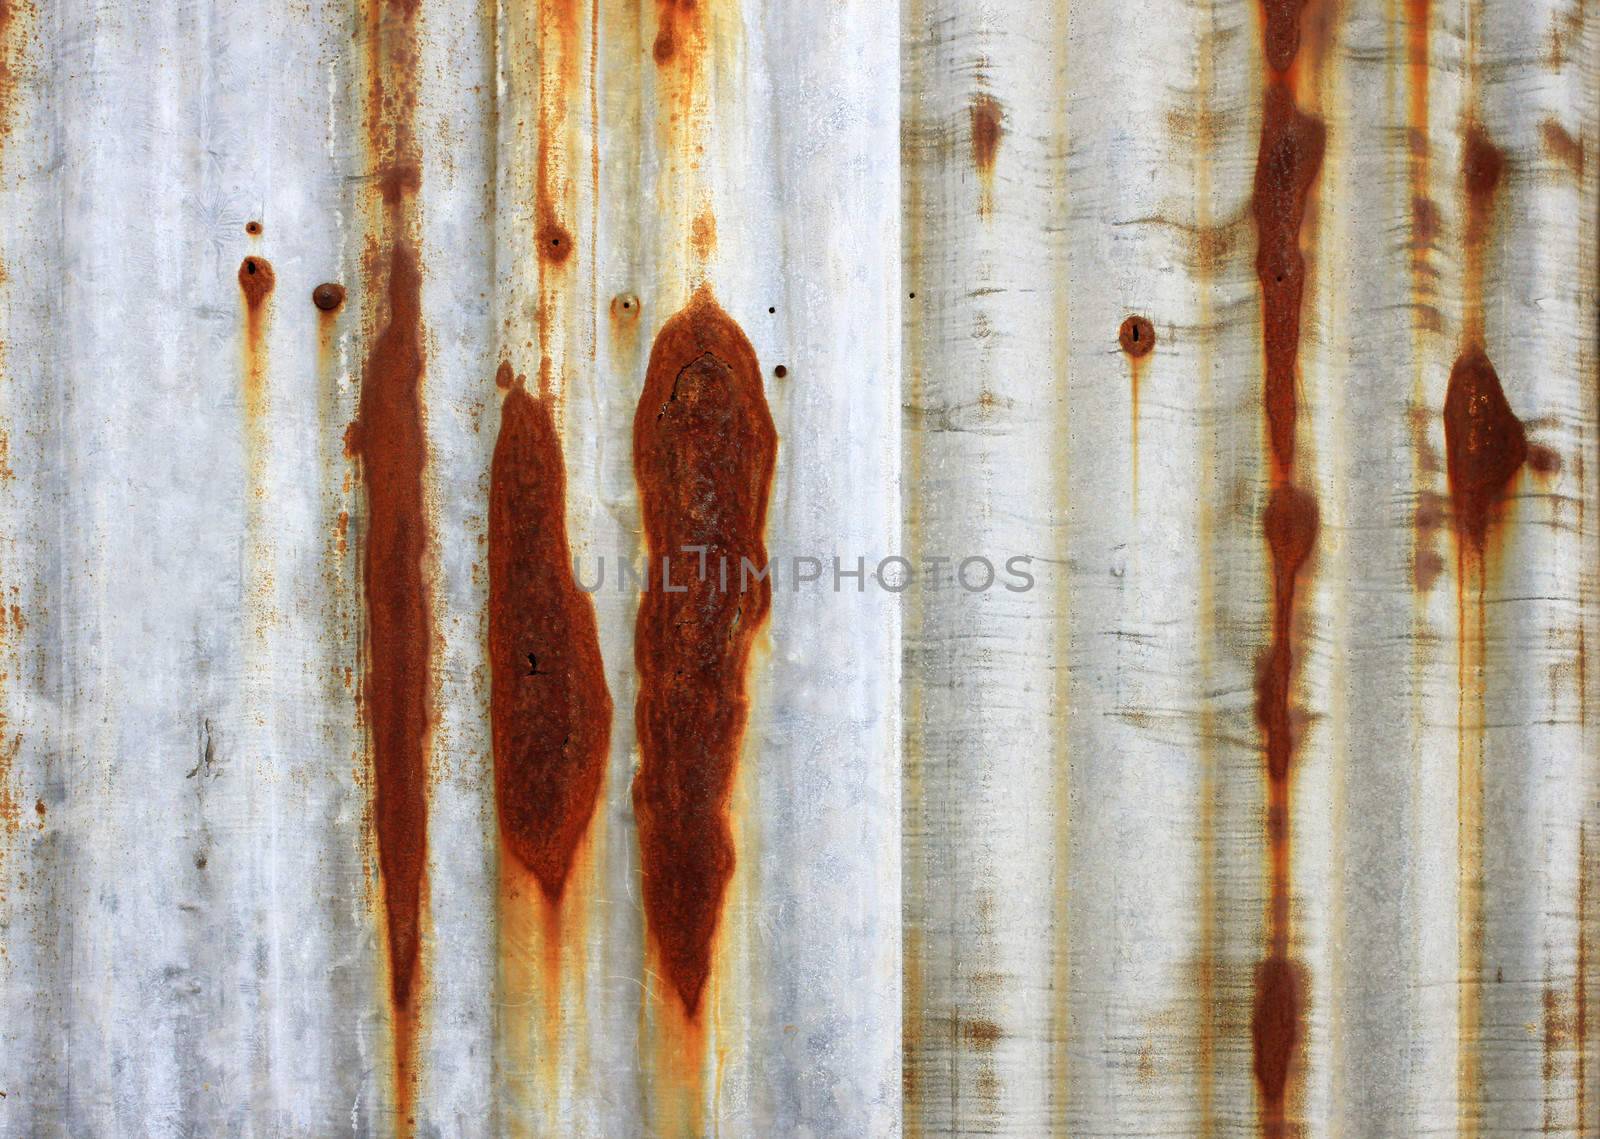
[[651, 0, 701, 68], [1119, 316, 1154, 509], [633, 287, 777, 1016], [1249, 1, 1326, 1132], [351, 0, 431, 1126], [970, 92, 1003, 218], [488, 361, 612, 902], [1443, 117, 1530, 1132], [239, 257, 275, 419]]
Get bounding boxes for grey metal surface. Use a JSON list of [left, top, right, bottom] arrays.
[[0, 0, 1592, 1135]]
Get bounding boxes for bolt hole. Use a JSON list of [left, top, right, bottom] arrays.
[[774, 364, 788, 378]]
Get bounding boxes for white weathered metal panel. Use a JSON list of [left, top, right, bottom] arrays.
[[0, 0, 1592, 1136]]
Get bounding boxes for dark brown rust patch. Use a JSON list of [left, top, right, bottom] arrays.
[[313, 283, 347, 312], [349, 238, 430, 1012], [356, 11, 433, 1115], [1262, 0, 1312, 73], [772, 364, 787, 379], [1253, 82, 1325, 474], [1444, 345, 1527, 552], [634, 287, 777, 1016], [1119, 315, 1155, 359], [970, 93, 1003, 172], [238, 257, 276, 309], [489, 367, 612, 902]]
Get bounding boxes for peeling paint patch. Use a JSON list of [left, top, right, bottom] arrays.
[[633, 287, 776, 1016]]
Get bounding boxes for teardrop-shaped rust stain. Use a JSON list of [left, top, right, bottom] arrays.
[[350, 238, 429, 1013], [489, 365, 612, 901], [633, 287, 777, 1016], [238, 256, 275, 310], [1252, 955, 1307, 1112]]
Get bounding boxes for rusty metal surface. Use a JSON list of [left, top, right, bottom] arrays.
[[0, 0, 1593, 1135]]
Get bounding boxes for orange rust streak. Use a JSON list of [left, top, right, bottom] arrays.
[[652, 0, 703, 69], [239, 257, 275, 418], [488, 365, 612, 901], [1249, 2, 1324, 1131], [633, 288, 776, 1016], [970, 93, 1003, 218], [1119, 318, 1155, 507]]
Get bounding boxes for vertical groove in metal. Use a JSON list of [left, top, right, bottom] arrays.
[[0, 0, 1591, 1135]]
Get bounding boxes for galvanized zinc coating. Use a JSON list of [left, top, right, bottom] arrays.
[[0, 0, 1592, 1135]]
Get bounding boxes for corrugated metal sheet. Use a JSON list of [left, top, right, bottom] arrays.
[[0, 0, 1592, 1135]]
